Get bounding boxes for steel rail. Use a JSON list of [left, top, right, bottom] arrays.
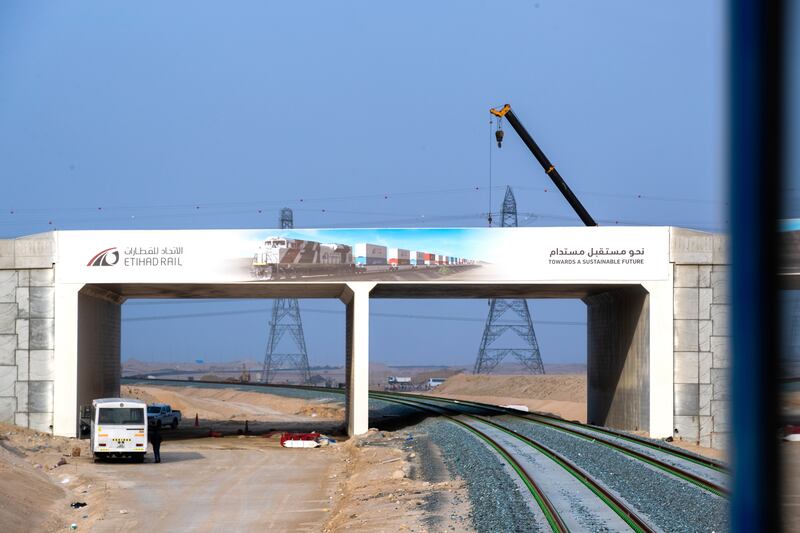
[[377, 395, 569, 532], [382, 390, 727, 472], [126, 378, 727, 494], [446, 416, 569, 533], [379, 392, 728, 497], [372, 393, 654, 533]]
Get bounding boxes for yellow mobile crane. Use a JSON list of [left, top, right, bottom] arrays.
[[490, 104, 598, 227]]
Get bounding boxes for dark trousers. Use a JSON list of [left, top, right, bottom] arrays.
[[152, 441, 161, 462]]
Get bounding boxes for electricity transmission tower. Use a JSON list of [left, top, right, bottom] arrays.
[[261, 208, 312, 384], [474, 187, 545, 375]]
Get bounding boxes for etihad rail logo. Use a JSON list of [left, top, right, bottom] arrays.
[[87, 247, 119, 267]]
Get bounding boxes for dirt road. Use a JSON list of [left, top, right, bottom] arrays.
[[1, 384, 470, 532], [89, 437, 341, 532]]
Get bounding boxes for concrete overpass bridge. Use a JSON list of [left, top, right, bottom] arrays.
[[0, 226, 731, 449]]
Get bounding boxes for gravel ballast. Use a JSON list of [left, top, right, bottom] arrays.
[[412, 418, 543, 533], [498, 416, 730, 532]]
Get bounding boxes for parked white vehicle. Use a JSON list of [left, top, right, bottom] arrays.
[[147, 403, 182, 429], [91, 398, 147, 461], [427, 378, 446, 388]]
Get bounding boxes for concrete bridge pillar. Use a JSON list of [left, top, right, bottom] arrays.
[[340, 283, 375, 436], [584, 287, 650, 432]]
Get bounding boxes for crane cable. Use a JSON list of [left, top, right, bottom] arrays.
[[488, 116, 494, 226]]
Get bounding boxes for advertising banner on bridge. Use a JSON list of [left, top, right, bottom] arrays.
[[55, 227, 671, 284]]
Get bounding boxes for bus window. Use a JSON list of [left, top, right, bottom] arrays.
[[98, 407, 145, 425]]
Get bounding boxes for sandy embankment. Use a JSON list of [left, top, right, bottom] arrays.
[[0, 385, 464, 532], [125, 384, 466, 532], [122, 384, 345, 422], [0, 424, 100, 532], [426, 373, 588, 422]]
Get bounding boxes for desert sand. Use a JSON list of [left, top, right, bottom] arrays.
[[122, 384, 345, 422], [426, 373, 588, 422], [0, 384, 468, 532]]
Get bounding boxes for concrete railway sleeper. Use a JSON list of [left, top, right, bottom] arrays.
[[372, 393, 653, 533]]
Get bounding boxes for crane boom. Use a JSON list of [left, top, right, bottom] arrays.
[[490, 104, 598, 227]]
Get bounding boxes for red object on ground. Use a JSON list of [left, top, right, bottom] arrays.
[[280, 432, 320, 446], [785, 425, 800, 435]]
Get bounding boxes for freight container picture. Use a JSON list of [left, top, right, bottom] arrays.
[[354, 243, 387, 266], [353, 243, 393, 274], [252, 235, 477, 279], [387, 248, 411, 270]]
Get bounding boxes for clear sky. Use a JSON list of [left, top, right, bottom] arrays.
[[0, 2, 727, 367]]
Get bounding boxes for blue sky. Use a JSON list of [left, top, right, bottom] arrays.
[[0, 2, 730, 367]]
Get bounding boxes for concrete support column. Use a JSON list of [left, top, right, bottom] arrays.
[[53, 284, 80, 437], [340, 283, 374, 436], [584, 286, 650, 432]]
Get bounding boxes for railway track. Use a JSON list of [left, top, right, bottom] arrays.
[[126, 378, 729, 531], [373, 392, 654, 532], [127, 378, 727, 493], [373, 391, 729, 497]]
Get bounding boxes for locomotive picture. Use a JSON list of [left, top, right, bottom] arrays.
[[252, 235, 474, 280]]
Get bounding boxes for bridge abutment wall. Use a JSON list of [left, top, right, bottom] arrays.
[[670, 229, 730, 450], [0, 235, 57, 433]]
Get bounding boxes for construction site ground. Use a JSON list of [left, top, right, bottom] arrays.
[[0, 384, 470, 532], [4, 377, 775, 531]]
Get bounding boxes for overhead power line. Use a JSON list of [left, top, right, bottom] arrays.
[[1, 183, 723, 217], [122, 306, 586, 327]]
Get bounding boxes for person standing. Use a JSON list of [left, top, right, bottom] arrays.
[[149, 426, 162, 463]]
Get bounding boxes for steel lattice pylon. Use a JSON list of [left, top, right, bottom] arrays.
[[261, 208, 312, 384], [474, 187, 545, 375]]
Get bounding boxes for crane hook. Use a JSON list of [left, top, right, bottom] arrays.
[[495, 117, 504, 148]]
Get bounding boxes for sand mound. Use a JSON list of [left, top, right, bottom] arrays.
[[0, 445, 65, 532], [433, 374, 586, 402], [426, 374, 587, 422], [123, 385, 344, 422]]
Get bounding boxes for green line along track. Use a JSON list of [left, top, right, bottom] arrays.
[[372, 394, 569, 533], [382, 390, 726, 472], [371, 392, 654, 533], [376, 391, 729, 494], [131, 379, 726, 498]]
